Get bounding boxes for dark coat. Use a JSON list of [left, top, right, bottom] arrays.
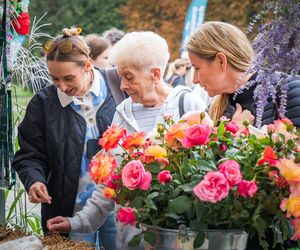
[[223, 78, 300, 128], [12, 69, 117, 231]]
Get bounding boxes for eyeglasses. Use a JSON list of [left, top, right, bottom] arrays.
[[43, 40, 88, 57]]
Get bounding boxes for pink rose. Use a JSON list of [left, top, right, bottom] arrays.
[[181, 124, 212, 148], [122, 160, 152, 190], [117, 207, 136, 225], [218, 160, 242, 187], [237, 180, 258, 198], [158, 170, 173, 184], [193, 171, 230, 203], [225, 121, 239, 134]]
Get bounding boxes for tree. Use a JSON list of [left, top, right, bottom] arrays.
[[29, 0, 126, 37]]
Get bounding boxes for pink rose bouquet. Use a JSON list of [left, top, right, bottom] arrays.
[[90, 114, 300, 249]]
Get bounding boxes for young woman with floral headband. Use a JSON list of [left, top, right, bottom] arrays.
[[12, 27, 120, 249], [186, 21, 300, 250]]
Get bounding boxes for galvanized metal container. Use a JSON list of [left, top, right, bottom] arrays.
[[143, 224, 248, 250]]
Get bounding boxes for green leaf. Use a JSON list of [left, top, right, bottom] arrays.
[[193, 231, 205, 248], [128, 233, 143, 248], [224, 148, 240, 158], [144, 230, 157, 247], [196, 160, 215, 171], [217, 121, 226, 136], [165, 213, 181, 220], [168, 196, 192, 214], [189, 220, 207, 232], [181, 182, 197, 192], [6, 189, 24, 222], [147, 191, 159, 200], [146, 163, 161, 173]]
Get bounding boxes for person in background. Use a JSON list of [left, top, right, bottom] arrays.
[[85, 34, 111, 68], [165, 58, 187, 87], [12, 27, 119, 250], [186, 21, 300, 249], [102, 27, 125, 47], [180, 53, 211, 106]]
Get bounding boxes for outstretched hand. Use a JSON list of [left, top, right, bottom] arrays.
[[47, 216, 71, 233]]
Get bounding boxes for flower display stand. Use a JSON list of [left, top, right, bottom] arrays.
[[143, 225, 248, 250]]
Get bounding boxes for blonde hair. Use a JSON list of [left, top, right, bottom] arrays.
[[46, 28, 90, 66], [186, 21, 253, 124]]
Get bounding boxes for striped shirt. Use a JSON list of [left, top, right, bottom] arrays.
[[132, 103, 162, 133]]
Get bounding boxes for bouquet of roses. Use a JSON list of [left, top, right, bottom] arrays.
[[89, 112, 300, 249]]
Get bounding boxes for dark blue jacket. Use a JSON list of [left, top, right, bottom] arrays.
[[223, 78, 300, 128], [12, 69, 117, 231]]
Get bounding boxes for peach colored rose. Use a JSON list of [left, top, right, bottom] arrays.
[[280, 192, 300, 218], [181, 111, 214, 127], [237, 180, 258, 198], [99, 125, 126, 152], [164, 122, 189, 149], [181, 124, 212, 148], [117, 207, 136, 226], [218, 160, 242, 187], [291, 218, 300, 240], [158, 170, 172, 184], [143, 145, 168, 164], [103, 187, 116, 199], [193, 171, 230, 203], [89, 154, 117, 185], [122, 132, 149, 151], [277, 158, 300, 184], [122, 160, 152, 190]]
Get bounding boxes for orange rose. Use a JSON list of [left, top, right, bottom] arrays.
[[164, 122, 189, 149], [277, 158, 300, 184], [103, 187, 116, 199], [99, 125, 126, 152], [122, 132, 148, 151], [89, 154, 117, 185]]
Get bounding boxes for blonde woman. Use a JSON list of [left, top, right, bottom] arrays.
[[186, 21, 300, 249], [186, 21, 300, 129]]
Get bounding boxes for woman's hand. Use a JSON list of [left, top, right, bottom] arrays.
[[47, 216, 71, 233], [28, 182, 52, 204], [232, 103, 255, 127]]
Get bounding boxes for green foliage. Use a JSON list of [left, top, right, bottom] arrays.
[[5, 188, 42, 235], [91, 113, 300, 249], [29, 0, 126, 38]]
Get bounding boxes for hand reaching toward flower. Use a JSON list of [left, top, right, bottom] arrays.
[[232, 103, 254, 127], [47, 216, 71, 233]]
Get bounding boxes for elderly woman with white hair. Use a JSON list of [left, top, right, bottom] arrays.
[[46, 31, 206, 250]]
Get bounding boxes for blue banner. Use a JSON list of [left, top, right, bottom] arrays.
[[181, 0, 208, 58]]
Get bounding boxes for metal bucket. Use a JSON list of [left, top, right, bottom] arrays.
[[143, 224, 248, 250]]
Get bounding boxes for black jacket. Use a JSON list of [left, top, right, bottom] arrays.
[[12, 69, 117, 231], [223, 78, 300, 128]]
